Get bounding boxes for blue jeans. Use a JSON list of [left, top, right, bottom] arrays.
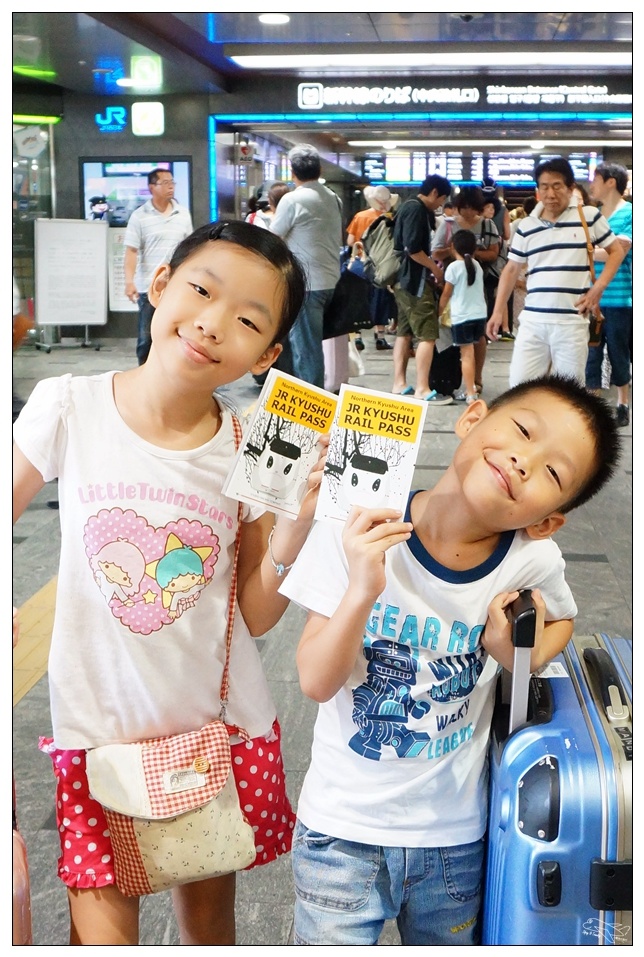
[[136, 293, 156, 365], [291, 820, 484, 945], [289, 288, 335, 388], [584, 306, 632, 389]]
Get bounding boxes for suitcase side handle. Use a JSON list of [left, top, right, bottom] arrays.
[[583, 647, 630, 722]]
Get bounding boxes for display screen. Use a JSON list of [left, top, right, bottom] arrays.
[[385, 153, 412, 183], [567, 152, 600, 182], [360, 149, 604, 188], [79, 157, 192, 225], [487, 151, 536, 184], [362, 154, 386, 181]]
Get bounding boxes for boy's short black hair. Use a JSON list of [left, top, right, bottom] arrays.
[[168, 220, 307, 345], [487, 375, 621, 513]]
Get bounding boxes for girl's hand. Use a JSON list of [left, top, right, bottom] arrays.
[[295, 435, 329, 528], [342, 506, 413, 604], [482, 588, 546, 671]]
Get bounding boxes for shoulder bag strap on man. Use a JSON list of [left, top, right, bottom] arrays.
[[577, 201, 597, 283]]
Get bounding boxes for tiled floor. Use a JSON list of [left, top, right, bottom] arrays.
[[12, 332, 632, 945]]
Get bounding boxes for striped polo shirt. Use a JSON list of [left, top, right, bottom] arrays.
[[596, 201, 632, 309], [124, 199, 194, 292], [508, 199, 615, 324]]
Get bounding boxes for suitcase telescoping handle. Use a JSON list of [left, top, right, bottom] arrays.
[[506, 589, 537, 733], [583, 647, 630, 723]]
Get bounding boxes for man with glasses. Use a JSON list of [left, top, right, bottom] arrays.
[[124, 168, 193, 364], [487, 157, 624, 386]]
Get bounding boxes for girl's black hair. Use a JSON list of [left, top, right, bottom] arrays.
[[452, 230, 478, 286], [167, 220, 308, 344]]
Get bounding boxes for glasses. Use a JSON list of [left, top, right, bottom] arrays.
[[153, 179, 175, 186], [537, 182, 568, 193]]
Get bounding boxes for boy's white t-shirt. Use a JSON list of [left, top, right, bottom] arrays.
[[280, 500, 576, 848], [13, 372, 276, 749], [444, 258, 487, 325]]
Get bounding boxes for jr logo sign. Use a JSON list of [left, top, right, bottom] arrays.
[[95, 106, 127, 133]]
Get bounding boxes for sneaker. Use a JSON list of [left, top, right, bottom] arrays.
[[375, 337, 392, 350], [422, 390, 453, 405], [499, 331, 515, 341], [354, 335, 365, 351], [616, 404, 630, 427]]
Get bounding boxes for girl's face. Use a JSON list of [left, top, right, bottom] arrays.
[[148, 243, 284, 388]]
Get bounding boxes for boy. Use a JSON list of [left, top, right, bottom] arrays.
[[279, 375, 620, 946]]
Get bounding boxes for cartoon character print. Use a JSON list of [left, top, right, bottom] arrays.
[[84, 509, 220, 635], [339, 452, 390, 511], [250, 437, 302, 500], [89, 538, 146, 606], [145, 533, 213, 620], [349, 640, 432, 760]]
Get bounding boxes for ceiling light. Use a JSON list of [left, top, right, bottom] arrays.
[[258, 14, 290, 25], [228, 51, 631, 69], [347, 139, 630, 148]]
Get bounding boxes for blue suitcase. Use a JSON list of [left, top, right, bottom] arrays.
[[482, 593, 632, 945]]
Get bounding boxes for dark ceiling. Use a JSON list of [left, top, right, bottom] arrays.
[[13, 12, 632, 156]]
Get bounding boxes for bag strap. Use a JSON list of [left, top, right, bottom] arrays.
[[219, 414, 244, 719], [577, 201, 597, 283]]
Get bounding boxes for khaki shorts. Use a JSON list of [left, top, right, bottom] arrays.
[[394, 285, 439, 342]]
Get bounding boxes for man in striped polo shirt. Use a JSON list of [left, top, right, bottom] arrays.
[[124, 169, 193, 364], [487, 157, 624, 387]]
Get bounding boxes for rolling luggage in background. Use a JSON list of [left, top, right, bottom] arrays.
[[13, 777, 33, 945], [483, 592, 632, 945]]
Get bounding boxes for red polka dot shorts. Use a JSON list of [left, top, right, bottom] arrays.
[[39, 719, 295, 890]]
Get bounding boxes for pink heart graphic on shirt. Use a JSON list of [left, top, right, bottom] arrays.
[[83, 508, 221, 636]]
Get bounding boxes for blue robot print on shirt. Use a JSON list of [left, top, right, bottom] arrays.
[[349, 639, 432, 760]]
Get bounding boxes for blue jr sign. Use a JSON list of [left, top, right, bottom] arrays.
[[95, 106, 127, 133]]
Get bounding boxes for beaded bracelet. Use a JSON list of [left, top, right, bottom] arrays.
[[267, 525, 294, 577]]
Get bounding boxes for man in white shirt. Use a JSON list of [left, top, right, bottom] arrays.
[[487, 157, 624, 386], [270, 144, 343, 388], [124, 169, 193, 364]]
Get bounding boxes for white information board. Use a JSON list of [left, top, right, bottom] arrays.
[[34, 218, 108, 326]]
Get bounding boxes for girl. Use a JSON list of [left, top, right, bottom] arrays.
[[12, 221, 324, 946], [438, 230, 487, 405]]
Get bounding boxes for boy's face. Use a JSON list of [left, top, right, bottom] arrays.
[[453, 392, 597, 539]]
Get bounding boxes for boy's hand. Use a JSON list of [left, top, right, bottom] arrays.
[[342, 506, 413, 605], [482, 588, 546, 671]]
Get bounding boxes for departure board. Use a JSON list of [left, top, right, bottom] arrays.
[[362, 154, 386, 180], [487, 151, 535, 184], [385, 153, 412, 182]]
